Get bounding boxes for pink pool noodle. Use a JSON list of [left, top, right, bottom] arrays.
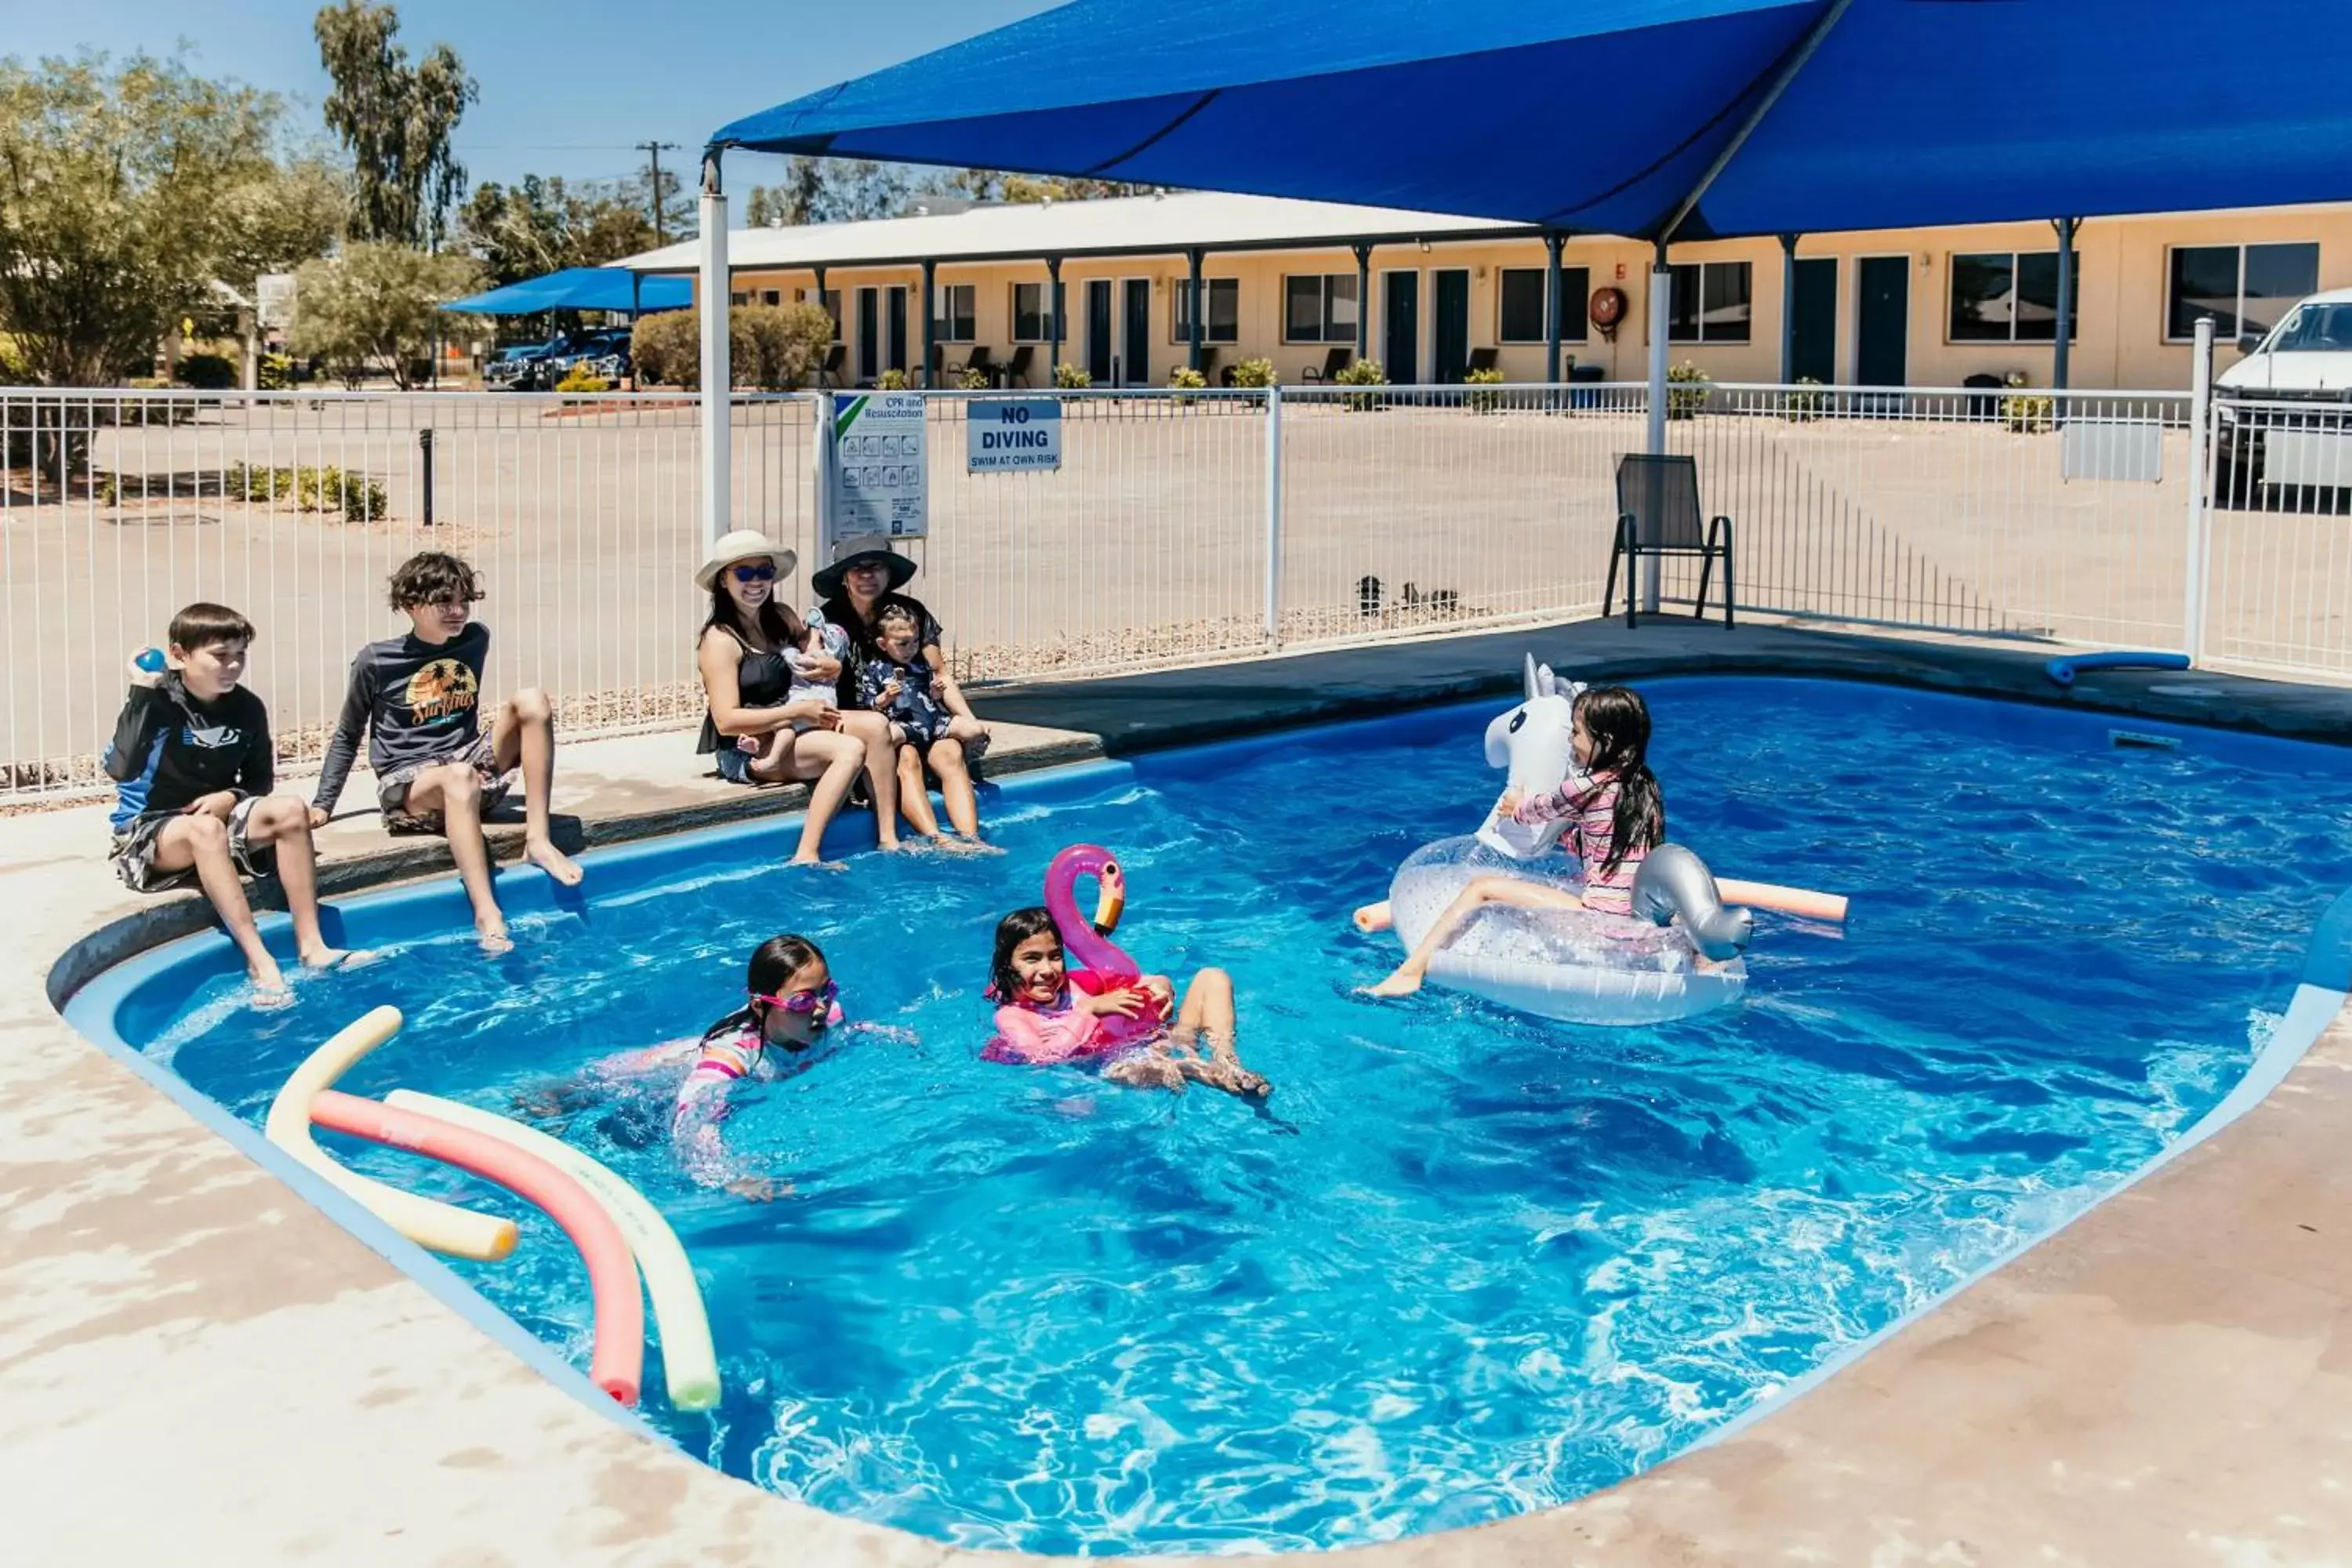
[[310, 1089, 644, 1405]]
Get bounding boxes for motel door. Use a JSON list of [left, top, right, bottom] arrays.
[[1121, 278, 1151, 386], [1857, 256, 1909, 387], [856, 289, 880, 383], [1791, 257, 1838, 384], [1433, 269, 1471, 383], [885, 286, 909, 375], [1384, 272, 1420, 386], [1085, 279, 1116, 384]]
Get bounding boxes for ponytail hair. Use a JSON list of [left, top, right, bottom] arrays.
[[701, 933, 826, 1044], [1575, 685, 1664, 875]]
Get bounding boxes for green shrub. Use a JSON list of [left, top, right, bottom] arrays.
[[737, 303, 835, 391], [1465, 365, 1506, 414], [1167, 365, 1207, 390], [225, 462, 296, 503], [957, 366, 989, 391], [1229, 358, 1275, 390], [1782, 376, 1826, 422], [292, 465, 387, 522], [630, 311, 699, 387], [2001, 388, 2055, 434], [554, 363, 612, 394], [1666, 360, 1711, 420], [876, 368, 910, 390], [257, 354, 295, 391], [1054, 361, 1093, 390], [176, 353, 238, 390], [1335, 357, 1388, 412]]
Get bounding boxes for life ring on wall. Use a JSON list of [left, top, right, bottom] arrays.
[[1588, 286, 1628, 336]]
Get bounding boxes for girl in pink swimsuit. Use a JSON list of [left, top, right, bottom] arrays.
[[983, 907, 1269, 1098]]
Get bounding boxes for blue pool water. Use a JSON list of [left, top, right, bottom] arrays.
[[81, 678, 2352, 1555]]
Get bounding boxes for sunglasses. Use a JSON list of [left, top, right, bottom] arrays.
[[729, 562, 778, 583], [753, 979, 838, 1014]]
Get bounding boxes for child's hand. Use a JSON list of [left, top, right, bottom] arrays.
[[1497, 788, 1524, 820], [307, 805, 331, 829], [735, 734, 760, 754], [929, 673, 946, 699], [1083, 985, 1149, 1020], [126, 651, 165, 689], [878, 677, 902, 707], [1141, 975, 1174, 1014], [181, 790, 237, 819]]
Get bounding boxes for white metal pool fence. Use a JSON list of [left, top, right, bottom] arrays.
[[4, 376, 2347, 800]]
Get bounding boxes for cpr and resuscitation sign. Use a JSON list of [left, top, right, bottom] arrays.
[[828, 392, 929, 538], [967, 399, 1062, 474]]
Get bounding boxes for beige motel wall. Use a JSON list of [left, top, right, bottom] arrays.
[[709, 202, 2351, 394]]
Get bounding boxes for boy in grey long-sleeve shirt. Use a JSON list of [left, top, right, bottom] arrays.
[[310, 551, 581, 953]]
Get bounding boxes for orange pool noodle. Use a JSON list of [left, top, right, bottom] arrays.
[[310, 1089, 644, 1406], [1715, 879, 1849, 924], [1353, 901, 1393, 934]]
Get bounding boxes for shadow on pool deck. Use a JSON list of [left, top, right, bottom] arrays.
[[6, 613, 2352, 1566]]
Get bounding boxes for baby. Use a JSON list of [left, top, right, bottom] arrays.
[[784, 614, 852, 731], [858, 603, 976, 748]]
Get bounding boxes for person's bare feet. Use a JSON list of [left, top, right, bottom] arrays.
[[526, 837, 584, 887], [250, 962, 295, 1010], [786, 854, 848, 872], [299, 945, 379, 971], [1361, 967, 1425, 998], [477, 920, 514, 956]]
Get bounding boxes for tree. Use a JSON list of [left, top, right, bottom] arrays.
[[456, 174, 662, 289], [1001, 174, 1148, 204], [0, 51, 287, 385], [314, 2, 477, 247], [287, 241, 478, 389], [218, 153, 349, 290]]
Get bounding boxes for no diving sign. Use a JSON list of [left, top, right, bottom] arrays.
[[967, 399, 1062, 474]]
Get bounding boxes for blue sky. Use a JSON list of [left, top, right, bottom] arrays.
[[9, 1, 1063, 187]]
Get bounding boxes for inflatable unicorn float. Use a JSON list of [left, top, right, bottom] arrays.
[[1354, 656, 1846, 1026]]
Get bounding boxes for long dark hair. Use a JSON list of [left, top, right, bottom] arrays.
[[987, 906, 1062, 1004], [703, 577, 806, 653], [700, 933, 826, 1044], [1577, 685, 1664, 874]]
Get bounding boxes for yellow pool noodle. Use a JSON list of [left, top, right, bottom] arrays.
[[263, 1006, 518, 1262]]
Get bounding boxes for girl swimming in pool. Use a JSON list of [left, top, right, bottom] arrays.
[[1367, 684, 1666, 998], [984, 907, 1271, 1098]]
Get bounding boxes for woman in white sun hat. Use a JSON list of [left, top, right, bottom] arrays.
[[813, 533, 992, 845], [694, 529, 902, 863]]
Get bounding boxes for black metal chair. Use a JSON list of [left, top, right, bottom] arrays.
[[1605, 453, 1734, 629], [1299, 347, 1352, 383]]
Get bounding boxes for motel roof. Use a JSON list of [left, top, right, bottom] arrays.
[[618, 190, 1541, 275]]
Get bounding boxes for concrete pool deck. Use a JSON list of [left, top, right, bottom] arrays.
[[5, 617, 2351, 1566]]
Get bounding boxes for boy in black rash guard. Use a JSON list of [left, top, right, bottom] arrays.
[[104, 603, 347, 1006], [309, 552, 582, 953]]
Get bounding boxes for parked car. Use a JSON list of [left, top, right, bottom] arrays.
[[2212, 288, 2352, 499], [485, 337, 564, 391], [537, 328, 636, 387]]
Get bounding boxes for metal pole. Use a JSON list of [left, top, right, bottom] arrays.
[[1187, 247, 1205, 374], [2184, 315, 2216, 665], [1047, 257, 1064, 382], [697, 152, 731, 554], [1779, 232, 1800, 385], [418, 427, 434, 526], [921, 258, 937, 387], [1644, 241, 1672, 612], [1353, 243, 1372, 367], [629, 270, 642, 389], [1544, 231, 1565, 389], [1263, 383, 1284, 648], [817, 390, 837, 557], [2053, 216, 2078, 394]]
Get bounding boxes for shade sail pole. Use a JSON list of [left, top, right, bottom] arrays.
[[1655, 0, 1855, 246], [698, 150, 730, 554], [2053, 216, 2078, 393], [1778, 232, 1799, 384], [1544, 231, 1565, 389], [1644, 240, 1671, 612]]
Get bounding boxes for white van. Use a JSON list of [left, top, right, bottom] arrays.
[[2213, 289, 2352, 492]]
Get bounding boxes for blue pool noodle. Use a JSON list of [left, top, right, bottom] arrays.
[[2044, 651, 2191, 688]]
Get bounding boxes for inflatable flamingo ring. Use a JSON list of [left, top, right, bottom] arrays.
[[1043, 843, 1165, 1048]]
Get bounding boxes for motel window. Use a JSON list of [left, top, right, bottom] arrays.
[[1173, 277, 1241, 343], [728, 291, 750, 307], [1283, 274, 1359, 343], [1497, 266, 1592, 344], [1668, 262, 1751, 343], [1949, 251, 2079, 343], [2167, 242, 2318, 342], [933, 283, 977, 343], [760, 289, 782, 307], [1012, 281, 1055, 343]]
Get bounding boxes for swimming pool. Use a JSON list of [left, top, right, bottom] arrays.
[[67, 677, 2352, 1555]]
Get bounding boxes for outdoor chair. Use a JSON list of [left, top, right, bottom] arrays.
[[1300, 347, 1352, 383], [1192, 345, 1222, 386], [960, 344, 996, 386], [1466, 347, 1500, 376], [817, 344, 847, 390], [1605, 453, 1735, 630], [1001, 345, 1036, 387]]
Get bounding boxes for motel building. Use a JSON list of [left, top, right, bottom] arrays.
[[624, 190, 2351, 394]]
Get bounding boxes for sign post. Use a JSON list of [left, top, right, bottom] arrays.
[[966, 398, 1063, 474], [823, 391, 929, 548]]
